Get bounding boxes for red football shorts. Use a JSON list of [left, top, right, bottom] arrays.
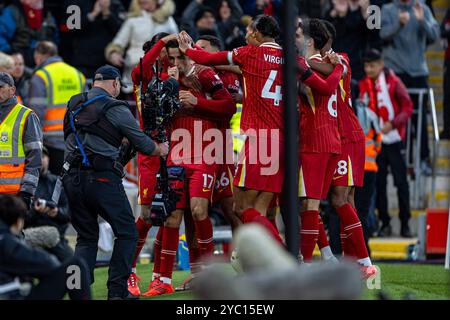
[[299, 152, 340, 200], [138, 154, 160, 205], [331, 142, 365, 187], [213, 163, 234, 204], [166, 160, 217, 209], [234, 135, 285, 193]]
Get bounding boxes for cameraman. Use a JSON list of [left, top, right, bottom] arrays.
[[63, 65, 169, 300], [24, 146, 73, 262], [0, 195, 91, 300]]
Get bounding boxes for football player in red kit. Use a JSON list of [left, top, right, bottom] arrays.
[[174, 35, 243, 292], [145, 39, 235, 296], [177, 15, 287, 244], [296, 19, 343, 263], [127, 32, 177, 296], [307, 20, 376, 277]]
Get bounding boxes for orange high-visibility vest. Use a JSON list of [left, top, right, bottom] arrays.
[[34, 61, 85, 138], [0, 103, 32, 194], [364, 128, 382, 172]]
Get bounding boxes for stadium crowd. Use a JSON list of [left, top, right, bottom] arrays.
[[0, 0, 447, 300]]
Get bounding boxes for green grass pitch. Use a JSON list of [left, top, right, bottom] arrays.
[[91, 262, 450, 300]]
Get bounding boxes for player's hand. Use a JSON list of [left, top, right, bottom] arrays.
[[399, 10, 410, 26], [179, 90, 198, 107], [381, 121, 393, 134], [326, 51, 340, 66], [168, 66, 179, 80], [177, 31, 193, 53], [162, 33, 178, 44], [98, 0, 111, 15], [332, 0, 349, 17], [140, 204, 152, 223], [359, 0, 370, 19], [153, 141, 169, 157], [109, 52, 124, 67], [412, 1, 424, 22]]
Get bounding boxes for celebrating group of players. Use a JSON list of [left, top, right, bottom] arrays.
[[126, 14, 377, 297]]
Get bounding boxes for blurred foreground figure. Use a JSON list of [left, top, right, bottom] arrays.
[[194, 225, 363, 300]]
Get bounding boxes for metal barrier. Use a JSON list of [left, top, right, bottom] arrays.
[[405, 88, 440, 209]]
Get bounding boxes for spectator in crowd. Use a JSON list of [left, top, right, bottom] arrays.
[[325, 0, 382, 81], [6, 0, 58, 67], [64, 0, 126, 79], [217, 0, 246, 49], [359, 49, 413, 238], [181, 3, 222, 42], [10, 52, 32, 103], [24, 146, 73, 263], [441, 8, 450, 140], [28, 41, 86, 175], [0, 51, 14, 74], [106, 0, 178, 93], [0, 195, 91, 300], [380, 0, 440, 171], [0, 1, 15, 53]]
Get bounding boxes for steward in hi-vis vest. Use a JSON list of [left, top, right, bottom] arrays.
[[28, 41, 85, 174], [0, 72, 42, 208]]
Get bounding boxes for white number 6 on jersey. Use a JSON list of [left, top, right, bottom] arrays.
[[327, 92, 338, 118]]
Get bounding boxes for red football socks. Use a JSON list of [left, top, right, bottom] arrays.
[[152, 226, 164, 277], [132, 217, 152, 268], [241, 208, 284, 244], [336, 203, 369, 260], [194, 217, 214, 259], [317, 215, 329, 249], [159, 226, 179, 281], [300, 210, 319, 262]]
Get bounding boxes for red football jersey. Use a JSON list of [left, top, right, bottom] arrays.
[[216, 69, 240, 129], [337, 53, 364, 144], [299, 54, 341, 154], [169, 64, 234, 162], [230, 42, 284, 139]]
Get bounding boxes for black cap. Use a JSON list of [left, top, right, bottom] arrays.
[[0, 72, 14, 86], [194, 6, 215, 25], [363, 48, 382, 63], [93, 65, 127, 88]]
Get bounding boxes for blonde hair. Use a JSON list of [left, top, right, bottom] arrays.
[[128, 0, 159, 18], [0, 52, 15, 73]]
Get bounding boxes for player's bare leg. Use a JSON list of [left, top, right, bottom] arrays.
[[266, 207, 279, 233], [235, 187, 283, 244], [330, 186, 373, 272], [220, 196, 242, 232], [143, 210, 183, 296]]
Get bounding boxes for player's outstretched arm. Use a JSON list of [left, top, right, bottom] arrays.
[[298, 57, 343, 95]]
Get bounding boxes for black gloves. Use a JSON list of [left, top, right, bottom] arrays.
[[17, 191, 33, 210]]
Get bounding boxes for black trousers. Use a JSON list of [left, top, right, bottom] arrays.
[[376, 142, 411, 227], [63, 169, 137, 298], [443, 60, 450, 137], [26, 256, 91, 300], [396, 73, 430, 161], [46, 238, 74, 263], [354, 171, 377, 256], [46, 146, 65, 176]]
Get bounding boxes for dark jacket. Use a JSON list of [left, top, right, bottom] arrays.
[[24, 171, 70, 238], [64, 0, 125, 78], [441, 9, 450, 61], [0, 220, 60, 286], [8, 0, 59, 67]]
